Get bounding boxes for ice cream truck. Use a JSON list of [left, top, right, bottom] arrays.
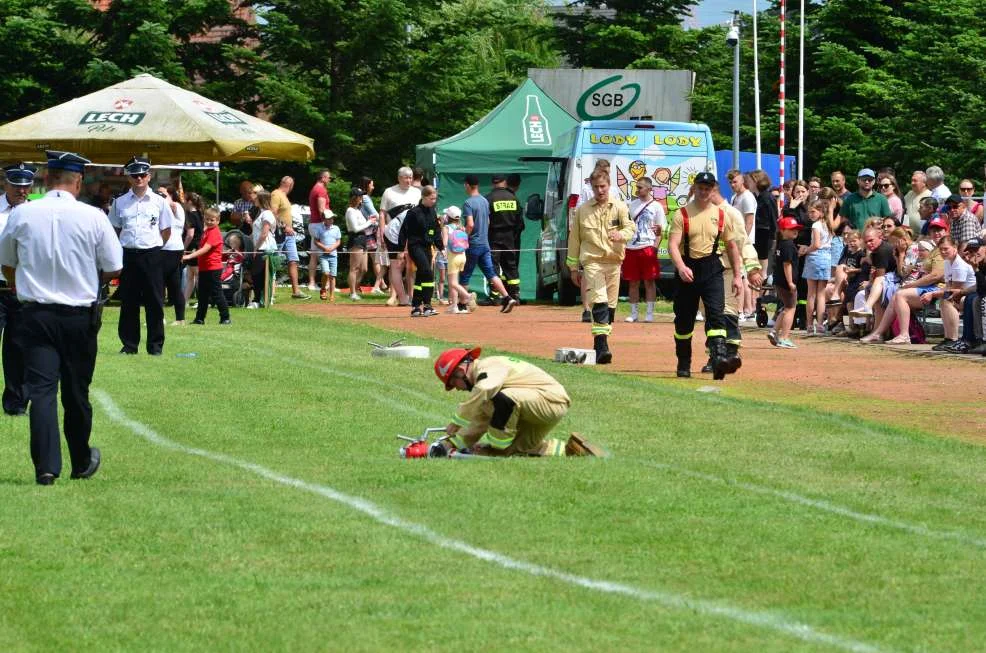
[[529, 120, 716, 305]]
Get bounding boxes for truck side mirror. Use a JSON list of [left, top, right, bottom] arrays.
[[525, 193, 544, 221]]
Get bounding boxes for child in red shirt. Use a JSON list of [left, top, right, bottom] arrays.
[[183, 208, 230, 325]]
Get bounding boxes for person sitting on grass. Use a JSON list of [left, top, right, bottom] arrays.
[[428, 347, 602, 457], [849, 225, 898, 326], [183, 208, 230, 326], [315, 210, 341, 302], [768, 216, 801, 349]]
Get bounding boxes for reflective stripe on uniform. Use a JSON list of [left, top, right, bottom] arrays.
[[483, 431, 514, 450], [506, 279, 520, 285], [421, 282, 434, 288], [726, 339, 742, 346], [451, 414, 469, 427], [797, 299, 807, 305], [591, 324, 612, 335], [706, 328, 727, 338], [544, 438, 566, 457], [565, 256, 578, 267], [450, 434, 467, 449], [674, 331, 693, 340]]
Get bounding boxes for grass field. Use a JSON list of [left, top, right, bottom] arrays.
[[1, 306, 984, 652]]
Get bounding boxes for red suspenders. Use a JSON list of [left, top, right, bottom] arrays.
[[680, 206, 725, 256]]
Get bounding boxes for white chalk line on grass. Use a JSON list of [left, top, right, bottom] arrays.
[[210, 333, 986, 550], [638, 461, 986, 549], [92, 389, 886, 653]]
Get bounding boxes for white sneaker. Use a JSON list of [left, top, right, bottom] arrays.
[[350, 293, 362, 301], [625, 315, 638, 323], [246, 302, 260, 309], [306, 284, 318, 291]]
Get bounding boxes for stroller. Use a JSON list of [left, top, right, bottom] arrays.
[[221, 229, 254, 308]]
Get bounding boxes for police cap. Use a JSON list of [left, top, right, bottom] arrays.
[[4, 163, 37, 186], [124, 155, 151, 176], [46, 151, 91, 173], [693, 171, 717, 186]]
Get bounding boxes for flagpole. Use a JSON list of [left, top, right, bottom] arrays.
[[779, 0, 786, 189], [797, 0, 805, 181], [753, 0, 762, 169]]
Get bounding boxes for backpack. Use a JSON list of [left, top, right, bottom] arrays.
[[449, 227, 469, 253]]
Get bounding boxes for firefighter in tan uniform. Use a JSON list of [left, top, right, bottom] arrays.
[[668, 172, 743, 379], [428, 347, 602, 457], [566, 170, 635, 364], [698, 187, 764, 374]]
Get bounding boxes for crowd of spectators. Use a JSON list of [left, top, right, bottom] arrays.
[[740, 165, 986, 356]]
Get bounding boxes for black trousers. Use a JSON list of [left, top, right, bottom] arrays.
[[491, 242, 520, 299], [673, 255, 728, 360], [21, 303, 97, 478], [0, 291, 26, 413], [162, 249, 186, 322], [408, 244, 435, 308], [251, 253, 270, 306], [195, 269, 230, 323], [119, 247, 165, 354]]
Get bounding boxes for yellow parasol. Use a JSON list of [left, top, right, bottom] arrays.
[[0, 74, 314, 164]]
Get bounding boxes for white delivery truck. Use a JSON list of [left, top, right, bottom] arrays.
[[528, 120, 716, 305]]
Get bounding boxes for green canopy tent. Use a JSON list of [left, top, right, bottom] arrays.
[[416, 78, 578, 300]]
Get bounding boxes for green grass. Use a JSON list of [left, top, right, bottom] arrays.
[[0, 306, 984, 652]]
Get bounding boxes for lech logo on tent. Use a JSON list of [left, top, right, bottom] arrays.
[[79, 111, 145, 126], [203, 111, 247, 125], [523, 95, 551, 147]]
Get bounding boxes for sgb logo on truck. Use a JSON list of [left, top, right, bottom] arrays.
[[577, 75, 641, 120]]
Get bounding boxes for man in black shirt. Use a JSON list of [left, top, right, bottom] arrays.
[[850, 226, 897, 324], [486, 174, 522, 302]]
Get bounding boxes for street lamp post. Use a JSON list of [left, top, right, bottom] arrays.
[[727, 11, 740, 171]]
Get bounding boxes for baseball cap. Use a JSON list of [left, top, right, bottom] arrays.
[[777, 216, 800, 231], [443, 206, 462, 221], [693, 171, 717, 186], [918, 239, 935, 252], [857, 168, 876, 179], [946, 193, 964, 206], [349, 186, 365, 198], [928, 216, 949, 230], [322, 209, 335, 220], [964, 237, 984, 250]]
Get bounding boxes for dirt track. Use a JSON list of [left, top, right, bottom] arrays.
[[286, 299, 986, 443]]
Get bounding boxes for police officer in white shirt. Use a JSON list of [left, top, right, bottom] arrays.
[[0, 151, 123, 486], [0, 163, 36, 415], [109, 156, 173, 355]]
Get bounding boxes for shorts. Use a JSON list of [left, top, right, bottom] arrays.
[[916, 285, 938, 297], [776, 285, 797, 309], [621, 246, 659, 281], [385, 237, 401, 260], [447, 252, 466, 274], [319, 255, 338, 277], [801, 249, 831, 280], [279, 234, 300, 263], [436, 255, 447, 270], [829, 236, 844, 269], [374, 247, 389, 267], [349, 233, 367, 251]]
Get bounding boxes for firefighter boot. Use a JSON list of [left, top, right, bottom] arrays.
[[710, 337, 731, 381], [701, 355, 714, 374], [675, 337, 692, 378], [608, 307, 616, 324], [594, 334, 612, 365], [723, 342, 742, 374]]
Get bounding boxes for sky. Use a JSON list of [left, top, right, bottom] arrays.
[[692, 0, 747, 27]]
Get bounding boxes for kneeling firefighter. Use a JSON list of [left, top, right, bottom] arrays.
[[668, 172, 744, 379], [429, 347, 603, 457]]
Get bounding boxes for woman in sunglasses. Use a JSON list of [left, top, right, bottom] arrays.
[[877, 174, 904, 223], [957, 179, 984, 221]]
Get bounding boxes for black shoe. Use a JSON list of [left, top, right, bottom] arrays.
[[701, 359, 713, 374], [4, 405, 27, 416], [970, 342, 986, 356], [36, 473, 55, 486], [581, 310, 591, 323], [596, 350, 612, 364], [219, 319, 232, 325], [70, 447, 101, 480], [932, 339, 956, 352], [410, 307, 423, 317], [191, 319, 205, 325], [120, 347, 137, 355], [148, 350, 163, 356], [500, 297, 518, 314], [676, 369, 691, 378], [945, 340, 970, 354], [421, 306, 438, 317]]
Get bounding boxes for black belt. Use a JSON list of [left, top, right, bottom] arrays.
[[21, 302, 90, 314]]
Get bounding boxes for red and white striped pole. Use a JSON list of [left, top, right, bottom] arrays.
[[779, 0, 786, 190]]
